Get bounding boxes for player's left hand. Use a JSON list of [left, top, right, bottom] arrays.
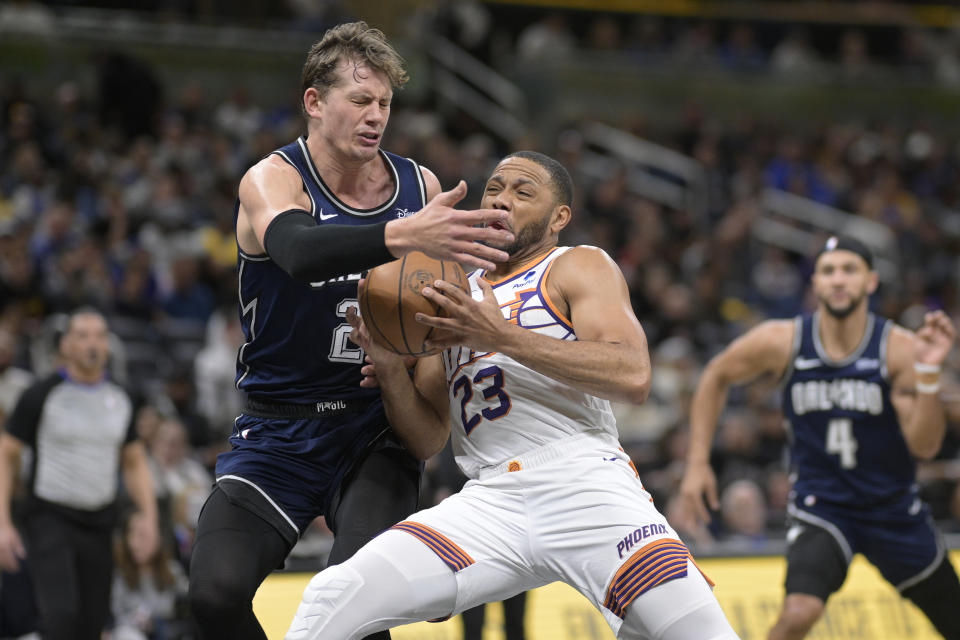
[[914, 310, 956, 366], [346, 303, 410, 388], [418, 277, 511, 353]]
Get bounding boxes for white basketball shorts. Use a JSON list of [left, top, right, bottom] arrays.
[[388, 431, 713, 636]]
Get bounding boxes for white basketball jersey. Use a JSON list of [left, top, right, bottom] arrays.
[[442, 246, 619, 478]]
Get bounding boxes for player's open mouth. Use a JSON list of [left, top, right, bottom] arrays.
[[489, 221, 507, 231], [359, 132, 380, 144]]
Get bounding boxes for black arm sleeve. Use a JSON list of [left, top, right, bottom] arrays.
[[263, 209, 396, 283]]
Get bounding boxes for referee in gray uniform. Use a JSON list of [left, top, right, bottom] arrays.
[[0, 307, 158, 640]]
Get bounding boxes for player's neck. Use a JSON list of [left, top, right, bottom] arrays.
[[305, 136, 390, 207], [487, 241, 555, 280], [817, 305, 869, 360], [63, 361, 105, 385]]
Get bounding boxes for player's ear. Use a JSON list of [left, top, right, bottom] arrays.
[[866, 269, 879, 295], [304, 88, 323, 119], [550, 204, 571, 234]]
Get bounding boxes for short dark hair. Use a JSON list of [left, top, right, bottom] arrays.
[[66, 305, 107, 329], [300, 21, 408, 116], [56, 306, 107, 350], [504, 150, 573, 207]]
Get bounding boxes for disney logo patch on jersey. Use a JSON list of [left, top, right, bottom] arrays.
[[395, 207, 412, 218], [617, 524, 669, 559], [855, 358, 880, 370]]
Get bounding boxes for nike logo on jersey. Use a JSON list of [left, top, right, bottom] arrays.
[[794, 357, 822, 370], [855, 358, 880, 370], [318, 209, 337, 221]]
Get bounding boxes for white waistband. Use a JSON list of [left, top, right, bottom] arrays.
[[476, 431, 616, 480]]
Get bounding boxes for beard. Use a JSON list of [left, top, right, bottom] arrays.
[[822, 292, 866, 319], [499, 213, 552, 257]]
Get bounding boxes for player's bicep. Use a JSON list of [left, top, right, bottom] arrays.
[[710, 321, 795, 386], [419, 166, 443, 202], [239, 158, 309, 249], [121, 439, 149, 469], [0, 433, 23, 466], [560, 248, 646, 347]]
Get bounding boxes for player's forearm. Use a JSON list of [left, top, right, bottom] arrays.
[[0, 436, 22, 526], [122, 450, 157, 523], [377, 360, 450, 460], [686, 364, 730, 465], [263, 211, 394, 282], [903, 393, 947, 460], [497, 326, 650, 405], [0, 454, 17, 527], [383, 218, 416, 258]]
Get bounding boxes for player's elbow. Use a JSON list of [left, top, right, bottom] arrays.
[[407, 434, 448, 461], [909, 439, 942, 462], [402, 423, 450, 461], [623, 369, 651, 405]]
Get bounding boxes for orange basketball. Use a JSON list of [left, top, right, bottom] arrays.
[[359, 251, 469, 357]]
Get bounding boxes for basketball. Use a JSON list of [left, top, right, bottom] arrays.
[[359, 252, 469, 357]]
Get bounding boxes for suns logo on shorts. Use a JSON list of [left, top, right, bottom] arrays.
[[507, 460, 522, 472]]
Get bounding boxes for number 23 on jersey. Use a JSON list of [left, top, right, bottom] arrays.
[[452, 365, 511, 435]]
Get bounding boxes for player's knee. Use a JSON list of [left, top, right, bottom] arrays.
[[901, 557, 960, 636], [188, 571, 251, 626], [776, 594, 824, 634], [286, 564, 366, 640]]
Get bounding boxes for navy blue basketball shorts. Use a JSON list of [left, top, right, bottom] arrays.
[[214, 400, 390, 542], [785, 494, 945, 600]]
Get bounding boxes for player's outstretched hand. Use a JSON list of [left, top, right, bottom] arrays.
[[914, 310, 956, 366], [418, 277, 509, 353], [676, 462, 720, 530], [387, 180, 515, 271], [0, 522, 25, 572]]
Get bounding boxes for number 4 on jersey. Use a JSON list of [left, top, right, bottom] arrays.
[[826, 418, 858, 469]]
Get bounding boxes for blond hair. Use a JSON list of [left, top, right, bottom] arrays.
[[300, 21, 408, 116]]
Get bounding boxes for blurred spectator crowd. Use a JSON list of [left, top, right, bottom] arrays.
[[3, 3, 960, 636]]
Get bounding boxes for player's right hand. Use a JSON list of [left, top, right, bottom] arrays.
[[0, 522, 26, 572], [386, 180, 515, 271], [677, 462, 720, 529]]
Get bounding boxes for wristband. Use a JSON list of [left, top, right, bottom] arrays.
[[914, 362, 942, 375], [916, 380, 941, 395]]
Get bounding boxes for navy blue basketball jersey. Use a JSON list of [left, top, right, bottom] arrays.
[[781, 312, 916, 507], [235, 136, 427, 402]]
